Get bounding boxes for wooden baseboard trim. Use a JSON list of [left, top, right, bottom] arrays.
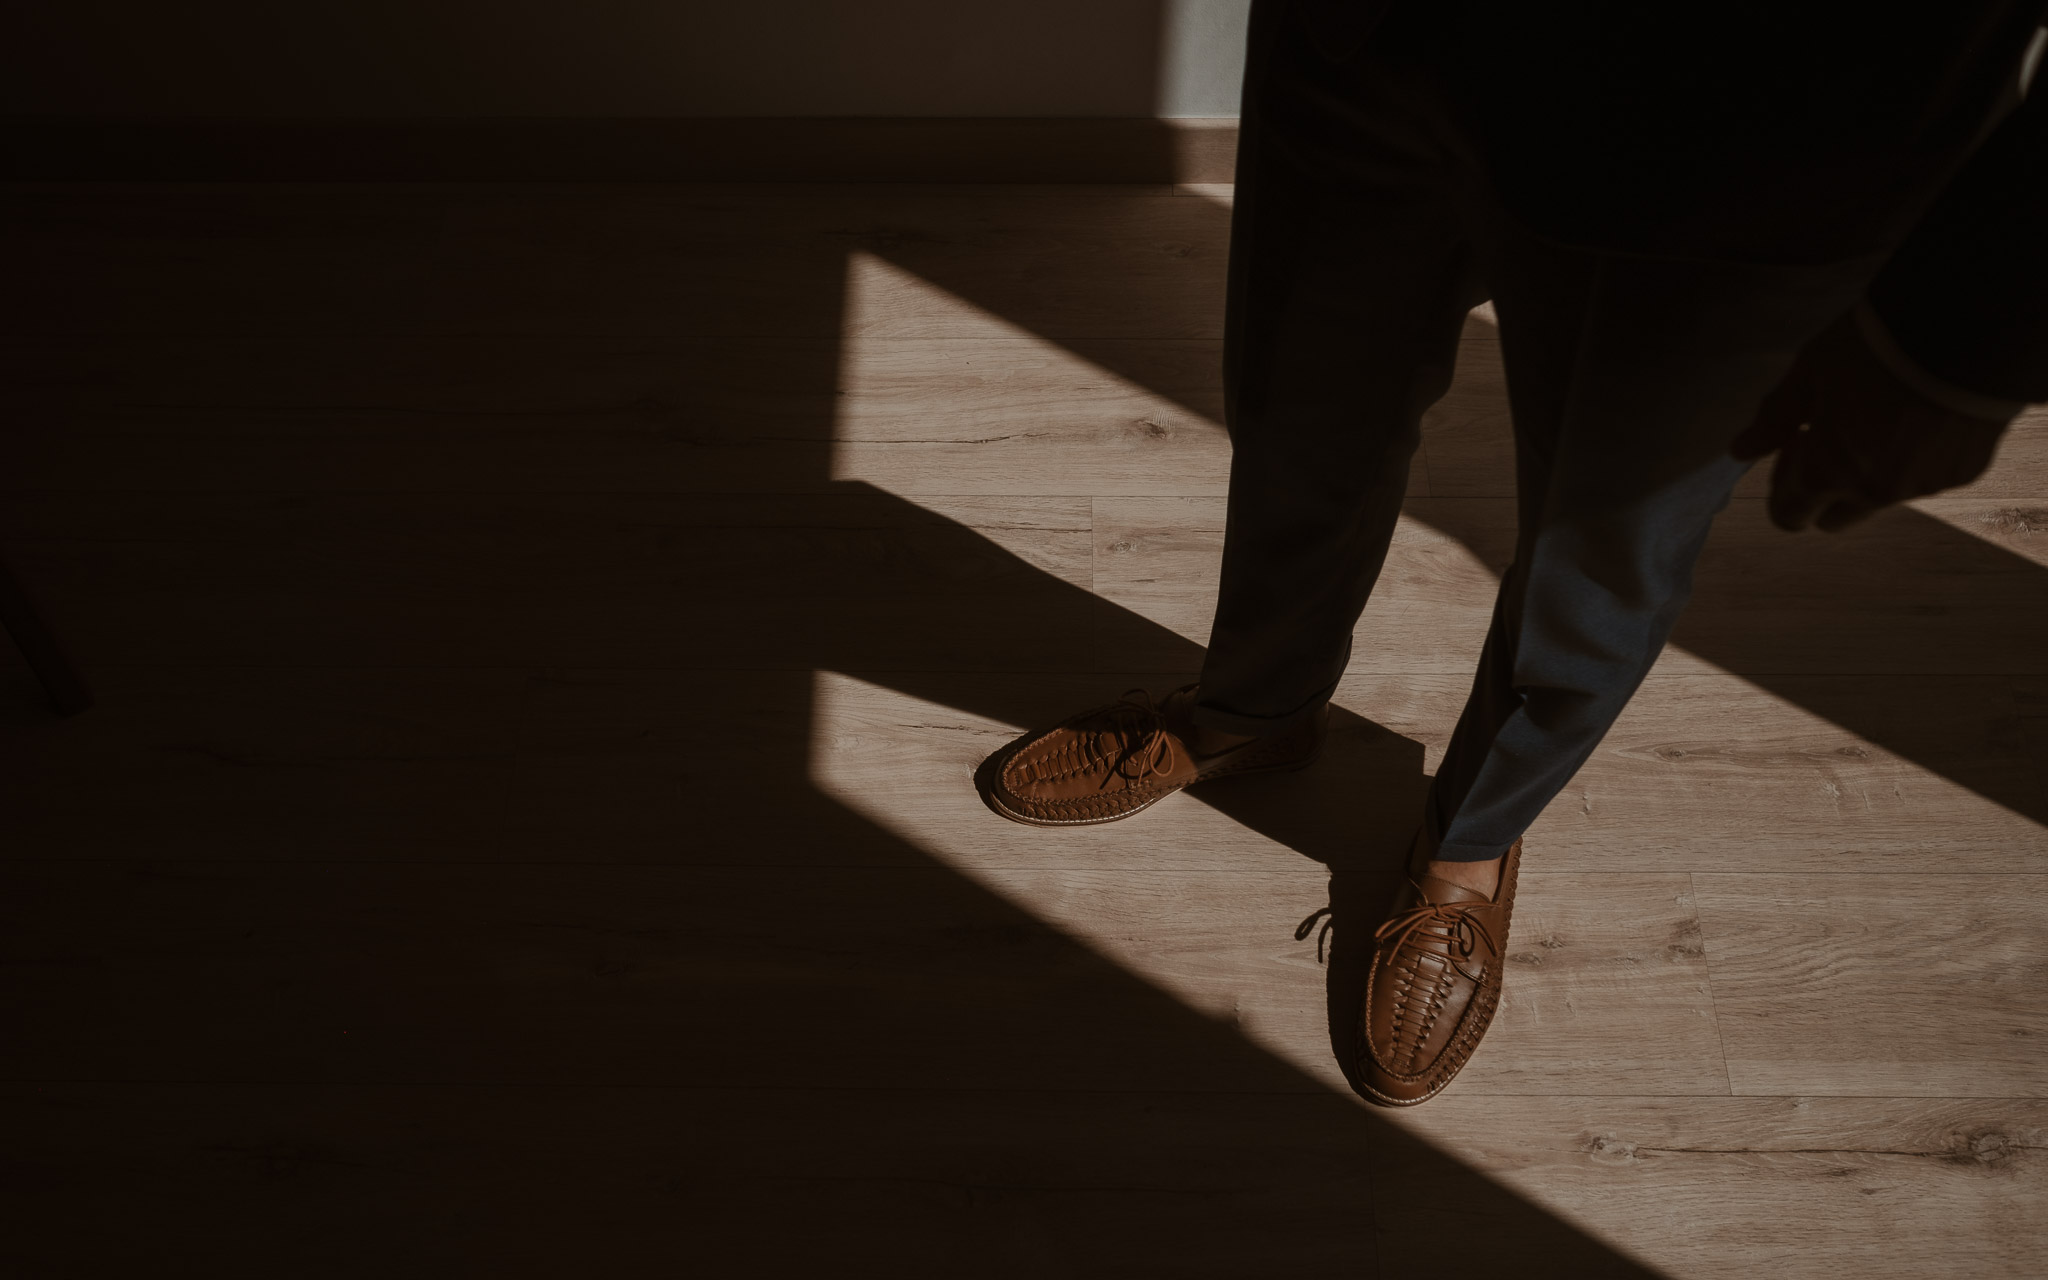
[[1, 116, 1240, 183]]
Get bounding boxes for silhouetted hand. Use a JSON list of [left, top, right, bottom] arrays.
[[1731, 312, 2010, 532]]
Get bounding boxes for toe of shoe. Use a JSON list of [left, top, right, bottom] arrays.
[[1354, 1047, 1438, 1107]]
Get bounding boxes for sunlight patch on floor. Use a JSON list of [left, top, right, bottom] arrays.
[[830, 249, 1233, 495]]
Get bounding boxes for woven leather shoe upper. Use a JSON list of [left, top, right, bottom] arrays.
[[1357, 839, 1521, 1106], [986, 686, 1323, 827]]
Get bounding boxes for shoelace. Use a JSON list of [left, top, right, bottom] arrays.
[[1294, 906, 1335, 964], [1373, 888, 1500, 966], [1093, 688, 1179, 788]]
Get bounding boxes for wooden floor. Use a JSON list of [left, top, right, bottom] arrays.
[[2, 181, 2043, 1277]]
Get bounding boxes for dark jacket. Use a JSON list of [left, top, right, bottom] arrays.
[[1306, 1, 2048, 402]]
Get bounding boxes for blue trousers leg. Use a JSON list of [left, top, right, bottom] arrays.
[[1426, 241, 1884, 860]]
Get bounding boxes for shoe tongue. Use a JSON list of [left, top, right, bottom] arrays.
[[1415, 874, 1490, 906]]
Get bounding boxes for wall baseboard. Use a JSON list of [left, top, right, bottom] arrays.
[[1, 116, 1239, 183]]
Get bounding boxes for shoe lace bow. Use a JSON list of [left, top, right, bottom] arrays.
[[1093, 688, 1178, 787], [1373, 888, 1500, 965]]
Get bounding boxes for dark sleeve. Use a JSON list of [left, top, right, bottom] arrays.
[[1869, 68, 2048, 404]]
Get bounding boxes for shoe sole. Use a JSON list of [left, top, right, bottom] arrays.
[[985, 729, 1326, 829]]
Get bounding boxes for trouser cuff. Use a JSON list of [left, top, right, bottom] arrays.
[[1192, 633, 1349, 737], [1423, 786, 1520, 862], [1189, 675, 1339, 738], [1431, 838, 1519, 863]]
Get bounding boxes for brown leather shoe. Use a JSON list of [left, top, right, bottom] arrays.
[[985, 685, 1325, 827], [1356, 838, 1522, 1107]]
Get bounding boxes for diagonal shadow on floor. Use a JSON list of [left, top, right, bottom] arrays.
[[0, 175, 1682, 1275], [3, 166, 2040, 1275], [876, 193, 2047, 830]]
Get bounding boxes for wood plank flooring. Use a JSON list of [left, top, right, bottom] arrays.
[[1, 180, 2043, 1277]]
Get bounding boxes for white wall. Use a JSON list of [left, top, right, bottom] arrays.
[[1, 0, 1250, 118], [1158, 0, 1254, 116]]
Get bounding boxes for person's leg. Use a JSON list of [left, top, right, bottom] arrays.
[[1422, 236, 1890, 883], [1356, 232, 1886, 1106], [1191, 0, 1486, 740], [982, 4, 1489, 828]]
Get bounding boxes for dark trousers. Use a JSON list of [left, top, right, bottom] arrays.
[[1191, 2, 1885, 859]]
